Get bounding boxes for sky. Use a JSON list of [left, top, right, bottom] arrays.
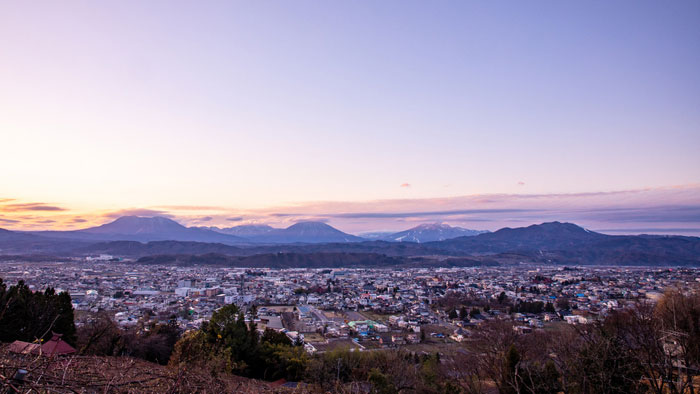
[[1, 1, 699, 234]]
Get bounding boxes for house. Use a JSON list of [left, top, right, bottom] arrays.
[[406, 334, 420, 344], [8, 341, 40, 355], [41, 333, 77, 356], [450, 328, 468, 343], [513, 326, 532, 334], [9, 333, 76, 357]]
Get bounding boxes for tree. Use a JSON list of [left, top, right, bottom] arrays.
[[261, 328, 292, 346], [0, 279, 76, 345], [498, 291, 507, 304], [545, 302, 556, 313], [459, 306, 468, 319], [556, 297, 570, 310], [470, 307, 481, 318], [553, 322, 646, 394], [170, 303, 307, 381], [448, 308, 458, 319], [76, 311, 122, 356], [369, 368, 398, 394], [654, 288, 700, 393]]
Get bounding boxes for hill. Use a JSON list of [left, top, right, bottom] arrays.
[[204, 224, 275, 237], [0, 228, 89, 254], [246, 221, 365, 244], [431, 221, 607, 253], [135, 252, 499, 268], [0, 345, 295, 393]]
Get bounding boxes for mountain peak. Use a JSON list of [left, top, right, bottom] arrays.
[[525, 221, 592, 234], [287, 221, 335, 230], [384, 223, 486, 243], [71, 216, 246, 244], [84, 216, 185, 235], [248, 221, 363, 243]]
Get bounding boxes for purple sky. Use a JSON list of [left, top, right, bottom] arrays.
[[0, 1, 698, 234]]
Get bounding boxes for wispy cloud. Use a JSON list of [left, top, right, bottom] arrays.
[[102, 208, 173, 219], [400, 183, 411, 188], [596, 227, 700, 235], [0, 184, 699, 235], [241, 184, 700, 234], [154, 205, 225, 211], [327, 208, 537, 219], [0, 202, 66, 212]]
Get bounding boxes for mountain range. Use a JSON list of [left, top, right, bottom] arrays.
[[201, 222, 484, 243], [28, 216, 248, 244], [13, 216, 486, 245], [1, 218, 699, 266], [200, 222, 365, 243]]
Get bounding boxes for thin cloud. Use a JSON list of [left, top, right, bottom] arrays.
[[329, 208, 538, 219], [0, 218, 20, 223], [154, 205, 225, 211], [292, 217, 329, 224], [596, 227, 700, 235], [400, 183, 411, 188], [572, 206, 700, 223], [0, 203, 66, 212], [227, 217, 244, 222], [102, 208, 173, 219]]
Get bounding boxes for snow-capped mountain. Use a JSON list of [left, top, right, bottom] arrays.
[[382, 223, 487, 243]]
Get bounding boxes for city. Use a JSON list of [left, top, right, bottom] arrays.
[[2, 260, 697, 353]]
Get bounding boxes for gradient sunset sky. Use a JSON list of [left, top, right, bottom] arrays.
[[1, 1, 699, 234]]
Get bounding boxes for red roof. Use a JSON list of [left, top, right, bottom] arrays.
[[9, 341, 40, 354], [9, 334, 76, 357], [41, 333, 76, 356]]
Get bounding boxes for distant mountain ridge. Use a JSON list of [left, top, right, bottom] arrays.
[[16, 216, 365, 245], [431, 221, 608, 253], [203, 221, 364, 243], [381, 223, 487, 243], [1, 220, 699, 266], [199, 224, 275, 238], [28, 216, 247, 244]]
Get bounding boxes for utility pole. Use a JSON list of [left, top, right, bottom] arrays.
[[336, 357, 342, 382]]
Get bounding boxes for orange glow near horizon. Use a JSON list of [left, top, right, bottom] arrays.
[[2, 184, 699, 235]]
